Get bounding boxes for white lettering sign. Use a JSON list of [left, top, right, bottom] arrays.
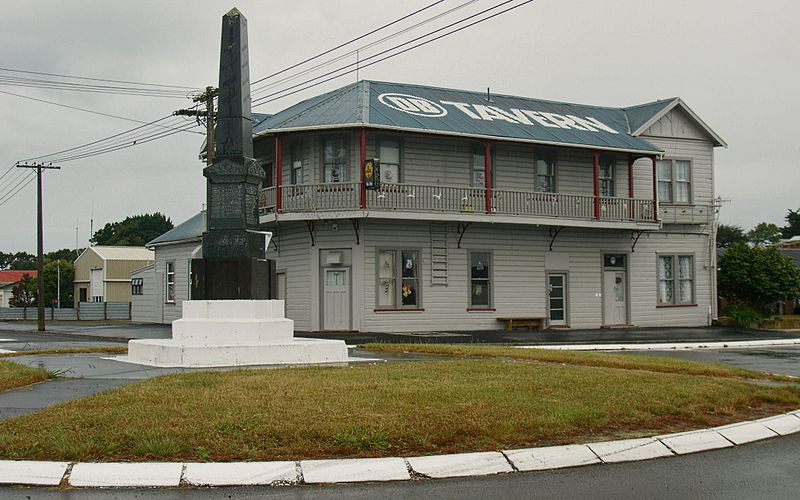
[[378, 92, 619, 134]]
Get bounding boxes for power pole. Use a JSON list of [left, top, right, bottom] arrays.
[[16, 162, 61, 332], [175, 86, 218, 166]]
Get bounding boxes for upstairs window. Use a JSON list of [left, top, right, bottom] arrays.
[[378, 139, 401, 184], [290, 145, 302, 185], [470, 145, 494, 188], [535, 151, 556, 193], [599, 156, 615, 197], [323, 137, 348, 183], [657, 159, 692, 204], [261, 162, 273, 188]]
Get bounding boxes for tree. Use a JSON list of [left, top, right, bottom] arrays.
[[747, 222, 782, 247], [0, 251, 36, 270], [9, 273, 36, 307], [46, 248, 82, 263], [716, 224, 747, 248], [782, 208, 800, 239], [718, 242, 800, 313], [29, 260, 75, 308], [91, 213, 173, 247]]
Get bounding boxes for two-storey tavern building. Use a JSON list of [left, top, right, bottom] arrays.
[[145, 80, 724, 332]]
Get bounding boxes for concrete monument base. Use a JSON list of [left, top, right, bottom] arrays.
[[123, 300, 348, 368]]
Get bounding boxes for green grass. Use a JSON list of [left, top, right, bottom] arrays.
[[0, 360, 55, 392], [0, 346, 128, 358], [362, 343, 793, 381], [0, 358, 797, 462]]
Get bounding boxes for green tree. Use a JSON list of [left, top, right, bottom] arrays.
[[9, 273, 36, 307], [45, 248, 82, 263], [716, 224, 747, 248], [0, 252, 36, 270], [782, 208, 800, 239], [29, 260, 75, 308], [91, 213, 173, 247], [718, 242, 800, 313], [747, 222, 782, 247]]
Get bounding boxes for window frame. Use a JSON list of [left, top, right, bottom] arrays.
[[467, 250, 493, 309], [321, 135, 349, 184], [656, 253, 696, 306], [165, 261, 176, 304], [534, 149, 557, 193], [375, 248, 423, 310], [599, 155, 615, 197], [131, 278, 143, 296], [470, 143, 495, 188], [290, 143, 302, 185], [377, 136, 402, 185], [656, 158, 692, 205], [261, 161, 274, 189]]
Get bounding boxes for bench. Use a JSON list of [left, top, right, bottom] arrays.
[[496, 317, 546, 331]]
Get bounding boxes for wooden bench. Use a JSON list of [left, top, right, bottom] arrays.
[[496, 317, 546, 331]]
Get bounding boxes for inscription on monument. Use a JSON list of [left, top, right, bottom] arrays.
[[211, 183, 244, 220]]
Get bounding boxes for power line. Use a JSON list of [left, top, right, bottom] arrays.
[[0, 89, 205, 132], [253, 0, 531, 106], [0, 75, 192, 98], [250, 0, 480, 98], [250, 0, 446, 88], [0, 66, 199, 91]]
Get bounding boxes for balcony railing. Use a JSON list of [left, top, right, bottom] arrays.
[[658, 204, 713, 224], [259, 182, 658, 224]]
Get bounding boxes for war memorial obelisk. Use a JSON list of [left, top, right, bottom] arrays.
[[192, 7, 271, 300], [124, 9, 348, 367]]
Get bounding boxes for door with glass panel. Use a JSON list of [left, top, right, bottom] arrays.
[[323, 267, 350, 330], [602, 254, 628, 326], [547, 273, 568, 326]]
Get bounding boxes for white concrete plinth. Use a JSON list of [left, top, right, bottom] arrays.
[[125, 300, 348, 368]]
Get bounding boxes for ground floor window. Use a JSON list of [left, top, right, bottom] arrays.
[[658, 254, 694, 305], [469, 251, 492, 307], [131, 278, 143, 295], [166, 261, 175, 303], [377, 249, 420, 308]]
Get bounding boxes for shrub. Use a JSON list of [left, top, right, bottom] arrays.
[[723, 303, 764, 327]]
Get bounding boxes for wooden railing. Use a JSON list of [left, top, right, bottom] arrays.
[[260, 182, 658, 223], [658, 204, 713, 224]]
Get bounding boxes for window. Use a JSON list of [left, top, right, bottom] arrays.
[[376, 249, 420, 308], [378, 139, 400, 184], [166, 261, 175, 303], [471, 145, 494, 188], [290, 145, 302, 185], [656, 159, 691, 204], [261, 162, 273, 188], [535, 151, 556, 193], [323, 137, 347, 183], [657, 255, 694, 305], [469, 251, 491, 307], [599, 156, 615, 197], [131, 278, 143, 296]]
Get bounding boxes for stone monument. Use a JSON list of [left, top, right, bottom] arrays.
[[123, 9, 348, 368]]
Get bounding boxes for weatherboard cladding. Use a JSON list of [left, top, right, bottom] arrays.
[[254, 80, 663, 155]]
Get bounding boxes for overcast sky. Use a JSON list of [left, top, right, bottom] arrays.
[[2, 0, 798, 253]]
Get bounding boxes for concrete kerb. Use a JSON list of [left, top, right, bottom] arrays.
[[516, 338, 800, 351], [1, 411, 798, 488]]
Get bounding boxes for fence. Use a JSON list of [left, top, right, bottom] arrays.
[[0, 302, 131, 321]]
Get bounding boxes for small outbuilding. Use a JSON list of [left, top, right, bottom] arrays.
[[0, 270, 37, 307], [74, 246, 154, 304]]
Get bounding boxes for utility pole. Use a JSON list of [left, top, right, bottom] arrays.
[[175, 86, 218, 166], [16, 162, 60, 332]]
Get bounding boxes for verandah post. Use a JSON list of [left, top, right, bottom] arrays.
[[360, 128, 367, 209], [628, 154, 634, 220], [651, 155, 658, 221], [593, 151, 600, 220], [484, 142, 492, 213], [275, 134, 282, 212]]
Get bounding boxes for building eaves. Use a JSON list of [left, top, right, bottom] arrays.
[[627, 98, 727, 148]]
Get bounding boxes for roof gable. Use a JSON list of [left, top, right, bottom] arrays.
[[77, 246, 154, 262], [626, 98, 726, 147]]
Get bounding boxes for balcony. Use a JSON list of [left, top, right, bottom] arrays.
[[260, 182, 661, 229]]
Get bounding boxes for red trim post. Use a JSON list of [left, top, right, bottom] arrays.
[[593, 150, 600, 220], [484, 142, 492, 213], [360, 128, 367, 209], [651, 155, 658, 221], [628, 154, 634, 219], [275, 135, 283, 212]]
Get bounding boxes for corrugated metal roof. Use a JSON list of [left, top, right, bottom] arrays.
[[88, 246, 154, 261], [148, 212, 205, 246], [0, 270, 37, 285], [781, 248, 800, 267], [254, 80, 666, 155]]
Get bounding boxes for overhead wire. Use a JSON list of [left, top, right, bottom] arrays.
[[0, 66, 199, 90], [253, 0, 533, 106]]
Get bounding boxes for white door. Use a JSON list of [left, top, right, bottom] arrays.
[[548, 273, 568, 326], [90, 268, 103, 302], [603, 270, 627, 325], [323, 268, 350, 330]]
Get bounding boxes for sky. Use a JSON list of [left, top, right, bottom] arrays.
[[1, 0, 798, 253]]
